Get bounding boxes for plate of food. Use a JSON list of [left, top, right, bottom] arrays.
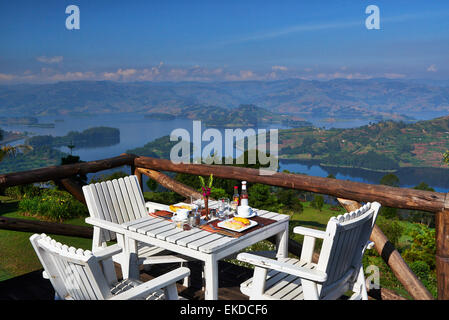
[[217, 217, 258, 232], [169, 204, 192, 212]]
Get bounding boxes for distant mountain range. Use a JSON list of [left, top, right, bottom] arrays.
[[0, 78, 448, 121]]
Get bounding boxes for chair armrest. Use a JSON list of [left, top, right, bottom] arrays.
[[93, 244, 122, 261], [237, 253, 327, 283], [110, 267, 191, 300], [85, 217, 125, 234], [145, 202, 170, 213], [293, 226, 326, 239]]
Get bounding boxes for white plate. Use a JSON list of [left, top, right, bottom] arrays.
[[234, 210, 257, 218], [217, 218, 258, 232]]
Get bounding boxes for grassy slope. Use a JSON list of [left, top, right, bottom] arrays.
[[0, 196, 92, 281]]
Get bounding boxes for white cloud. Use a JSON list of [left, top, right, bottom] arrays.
[[117, 68, 137, 77], [36, 56, 63, 64], [384, 73, 406, 79], [0, 73, 15, 81], [50, 71, 95, 81], [272, 65, 288, 71], [427, 64, 438, 72]]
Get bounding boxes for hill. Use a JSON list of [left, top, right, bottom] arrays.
[[0, 79, 448, 121], [279, 116, 449, 171]]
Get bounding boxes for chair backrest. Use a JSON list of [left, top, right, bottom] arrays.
[[30, 233, 112, 300], [82, 175, 147, 242], [316, 202, 380, 299]]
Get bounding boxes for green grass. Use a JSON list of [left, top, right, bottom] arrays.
[[0, 196, 92, 282]]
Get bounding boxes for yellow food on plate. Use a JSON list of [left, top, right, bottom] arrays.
[[222, 217, 251, 230], [233, 217, 250, 225], [169, 205, 192, 212]]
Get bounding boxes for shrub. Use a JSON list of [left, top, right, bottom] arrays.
[[209, 187, 229, 200], [89, 171, 128, 183], [310, 195, 324, 211], [144, 191, 184, 205], [409, 261, 430, 282], [402, 225, 436, 269], [18, 189, 88, 221], [376, 217, 404, 248], [4, 184, 43, 200]]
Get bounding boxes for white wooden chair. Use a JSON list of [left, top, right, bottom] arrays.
[[30, 233, 190, 300], [82, 175, 191, 282], [238, 201, 381, 300]]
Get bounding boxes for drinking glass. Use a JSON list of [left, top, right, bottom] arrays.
[[218, 198, 230, 220]]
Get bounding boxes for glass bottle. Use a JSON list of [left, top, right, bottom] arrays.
[[232, 186, 239, 211], [194, 207, 201, 226], [240, 181, 248, 206]]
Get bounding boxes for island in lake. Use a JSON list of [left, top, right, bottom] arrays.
[[144, 104, 313, 128], [0, 127, 120, 174], [26, 127, 120, 149]]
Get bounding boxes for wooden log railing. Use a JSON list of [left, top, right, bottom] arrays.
[[133, 156, 446, 212], [0, 216, 93, 239], [1, 153, 448, 299], [0, 154, 136, 188]]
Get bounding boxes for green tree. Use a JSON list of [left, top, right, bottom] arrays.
[[380, 173, 400, 187], [277, 188, 303, 213], [379, 173, 400, 218], [402, 226, 436, 270], [248, 184, 279, 212], [310, 195, 324, 211], [146, 178, 158, 191], [413, 182, 435, 192]]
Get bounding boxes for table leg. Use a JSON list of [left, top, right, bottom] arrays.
[[276, 222, 289, 259], [203, 256, 218, 300], [117, 234, 140, 280]]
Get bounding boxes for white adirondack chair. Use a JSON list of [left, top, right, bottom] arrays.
[[30, 233, 190, 300], [82, 175, 191, 281], [238, 201, 381, 300]]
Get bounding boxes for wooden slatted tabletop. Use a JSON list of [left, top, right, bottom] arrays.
[[121, 200, 290, 300], [123, 200, 289, 254]]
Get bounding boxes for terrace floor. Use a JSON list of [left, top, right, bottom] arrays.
[[0, 260, 251, 300], [0, 256, 398, 300]]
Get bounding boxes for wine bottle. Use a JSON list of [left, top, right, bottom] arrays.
[[232, 186, 239, 211], [240, 181, 248, 206]]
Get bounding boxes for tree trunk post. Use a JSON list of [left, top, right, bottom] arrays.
[[436, 207, 449, 299], [133, 166, 143, 193]]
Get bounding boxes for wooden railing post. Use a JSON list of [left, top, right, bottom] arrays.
[[137, 168, 202, 200], [436, 207, 449, 299], [132, 165, 143, 193]]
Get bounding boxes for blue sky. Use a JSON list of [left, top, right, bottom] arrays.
[[0, 0, 448, 83]]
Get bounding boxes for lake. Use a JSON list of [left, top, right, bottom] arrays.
[[3, 113, 449, 193]]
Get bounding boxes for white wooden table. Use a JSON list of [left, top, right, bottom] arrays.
[[119, 200, 290, 300]]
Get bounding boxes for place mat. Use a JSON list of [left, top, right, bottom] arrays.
[[150, 210, 174, 221], [200, 215, 277, 238]]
